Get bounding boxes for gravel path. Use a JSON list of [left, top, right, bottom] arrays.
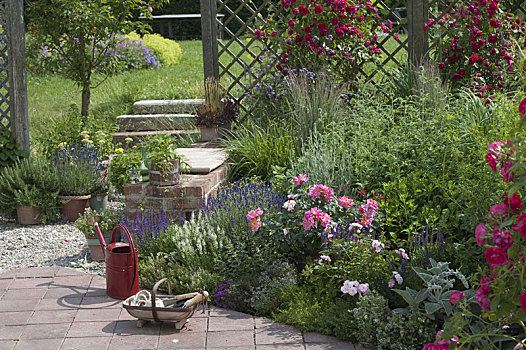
[[0, 216, 106, 276]]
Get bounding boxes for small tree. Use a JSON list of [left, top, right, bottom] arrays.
[[28, 0, 166, 116]]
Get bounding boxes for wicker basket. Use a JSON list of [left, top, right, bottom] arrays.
[[123, 278, 208, 329]]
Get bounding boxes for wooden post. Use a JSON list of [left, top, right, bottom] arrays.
[[200, 0, 219, 81], [6, 0, 29, 152], [407, 0, 429, 66]]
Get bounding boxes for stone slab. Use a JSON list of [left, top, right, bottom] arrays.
[[176, 148, 227, 174], [133, 99, 204, 115], [113, 129, 199, 146], [117, 114, 195, 132]]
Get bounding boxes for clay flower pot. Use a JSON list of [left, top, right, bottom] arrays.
[[16, 206, 41, 225], [58, 195, 91, 222], [200, 126, 218, 142]]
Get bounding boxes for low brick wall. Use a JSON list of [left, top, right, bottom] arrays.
[[123, 164, 228, 219]]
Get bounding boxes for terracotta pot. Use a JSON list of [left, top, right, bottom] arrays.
[[200, 126, 218, 142], [16, 206, 41, 225], [85, 230, 112, 261], [149, 159, 180, 186], [89, 193, 108, 212], [58, 195, 91, 222]]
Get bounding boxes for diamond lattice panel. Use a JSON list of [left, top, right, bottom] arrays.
[[0, 1, 10, 133]]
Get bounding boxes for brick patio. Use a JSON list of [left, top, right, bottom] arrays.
[[0, 267, 366, 350]]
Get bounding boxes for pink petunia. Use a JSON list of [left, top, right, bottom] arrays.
[[475, 223, 488, 246]]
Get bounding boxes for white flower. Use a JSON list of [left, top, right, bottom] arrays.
[[283, 228, 288, 235], [282, 200, 296, 212], [319, 255, 331, 263], [357, 283, 370, 295], [388, 279, 395, 288], [348, 223, 363, 232], [341, 280, 359, 296], [371, 240, 385, 253]]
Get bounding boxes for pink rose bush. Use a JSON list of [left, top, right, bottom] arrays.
[[426, 0, 526, 97], [247, 174, 385, 265], [256, 0, 394, 83], [433, 101, 526, 348]]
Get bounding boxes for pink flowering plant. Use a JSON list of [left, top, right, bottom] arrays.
[[247, 173, 384, 265], [257, 0, 393, 83], [428, 99, 526, 348], [302, 237, 407, 300], [426, 0, 526, 97]]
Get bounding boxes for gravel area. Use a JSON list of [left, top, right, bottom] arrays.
[[0, 217, 106, 276]]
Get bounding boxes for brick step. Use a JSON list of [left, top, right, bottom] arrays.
[[116, 114, 196, 132], [113, 129, 199, 145], [132, 99, 204, 115]]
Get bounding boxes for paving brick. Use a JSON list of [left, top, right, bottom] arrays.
[[1, 288, 46, 300], [66, 321, 117, 338], [118, 309, 137, 321], [108, 334, 160, 350], [15, 267, 59, 279], [55, 268, 89, 277], [13, 338, 63, 350], [209, 347, 255, 350], [75, 308, 121, 322], [303, 332, 341, 343], [28, 310, 77, 324], [160, 318, 207, 333], [61, 336, 112, 350], [52, 275, 93, 289], [0, 340, 16, 350], [206, 330, 254, 348], [305, 343, 355, 350], [257, 345, 305, 350], [20, 323, 70, 339], [43, 287, 87, 299], [209, 307, 253, 319], [0, 326, 24, 341], [0, 269, 19, 279], [35, 297, 82, 311], [254, 317, 274, 329], [208, 316, 254, 332], [114, 320, 160, 336], [255, 324, 303, 345], [0, 299, 40, 312], [84, 287, 108, 298], [0, 279, 12, 290], [9, 278, 53, 289], [0, 313, 32, 326], [158, 331, 206, 349], [80, 296, 121, 309]]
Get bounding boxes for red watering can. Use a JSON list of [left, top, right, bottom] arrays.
[[90, 217, 139, 300]]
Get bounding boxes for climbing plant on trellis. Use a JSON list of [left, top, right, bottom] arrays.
[[0, 2, 12, 132]]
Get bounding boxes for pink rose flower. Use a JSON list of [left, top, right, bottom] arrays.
[[504, 192, 523, 214], [520, 292, 526, 313], [338, 196, 355, 209], [484, 247, 509, 266], [449, 291, 465, 305], [519, 99, 526, 118], [475, 223, 488, 246], [492, 229, 514, 250]]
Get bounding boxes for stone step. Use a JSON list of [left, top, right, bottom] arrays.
[[116, 114, 196, 132], [132, 99, 204, 115], [113, 129, 199, 145]]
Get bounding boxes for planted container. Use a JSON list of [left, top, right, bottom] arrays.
[[86, 230, 112, 261], [16, 206, 41, 225], [149, 159, 180, 186], [58, 195, 91, 222], [199, 126, 218, 142], [90, 193, 108, 212]]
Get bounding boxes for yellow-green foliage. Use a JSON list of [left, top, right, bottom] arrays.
[[126, 32, 182, 66]]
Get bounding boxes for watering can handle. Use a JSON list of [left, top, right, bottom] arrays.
[[110, 224, 138, 291]]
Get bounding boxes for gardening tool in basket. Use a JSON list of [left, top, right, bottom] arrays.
[[90, 217, 140, 299], [123, 278, 209, 330]]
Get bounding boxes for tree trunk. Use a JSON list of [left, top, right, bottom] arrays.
[[81, 84, 91, 116]]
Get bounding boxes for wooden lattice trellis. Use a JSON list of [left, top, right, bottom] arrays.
[[0, 0, 29, 151], [200, 0, 526, 117]]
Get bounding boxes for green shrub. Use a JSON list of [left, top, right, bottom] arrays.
[[290, 131, 355, 193], [376, 309, 436, 350], [0, 128, 27, 167], [109, 151, 144, 194], [223, 120, 299, 181], [138, 214, 226, 294], [0, 158, 60, 222], [128, 32, 182, 66]]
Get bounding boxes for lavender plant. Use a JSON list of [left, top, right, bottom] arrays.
[[121, 209, 182, 249]]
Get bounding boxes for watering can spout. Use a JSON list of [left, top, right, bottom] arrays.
[[87, 216, 107, 256]]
